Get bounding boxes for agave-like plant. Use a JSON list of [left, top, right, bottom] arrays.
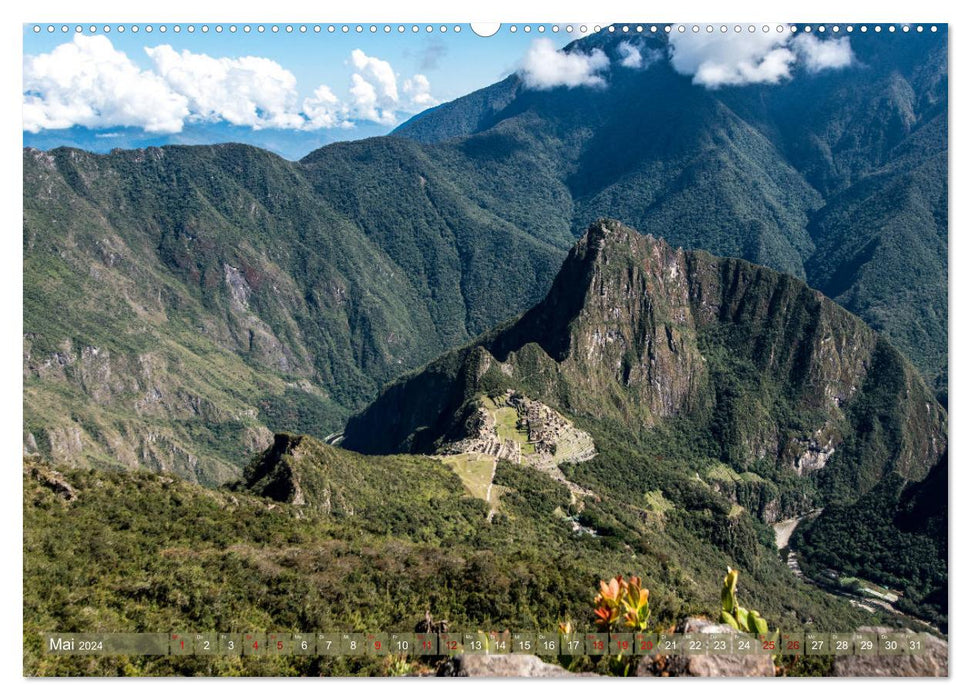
[[621, 576, 651, 632], [720, 567, 769, 635]]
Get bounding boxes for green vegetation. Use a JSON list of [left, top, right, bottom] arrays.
[[344, 221, 946, 634], [397, 30, 948, 401], [23, 29, 948, 485], [493, 406, 524, 444], [22, 141, 567, 484], [643, 490, 674, 516], [720, 569, 771, 637], [438, 453, 496, 505], [793, 453, 948, 629], [21, 28, 948, 679], [25, 432, 884, 677]]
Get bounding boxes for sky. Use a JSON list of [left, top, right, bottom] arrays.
[[22, 22, 871, 160], [23, 23, 581, 159]]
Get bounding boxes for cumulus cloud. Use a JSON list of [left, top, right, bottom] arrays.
[[668, 30, 856, 89], [350, 49, 399, 102], [303, 85, 352, 130], [617, 41, 643, 69], [23, 35, 188, 133], [347, 49, 412, 125], [23, 38, 439, 134], [146, 45, 305, 130], [668, 31, 795, 88], [519, 39, 610, 89], [403, 74, 438, 109], [793, 34, 855, 73]]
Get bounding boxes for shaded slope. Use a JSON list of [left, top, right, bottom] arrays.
[[345, 220, 944, 503], [395, 28, 948, 397], [23, 143, 563, 483]]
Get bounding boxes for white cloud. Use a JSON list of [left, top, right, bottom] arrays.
[[23, 38, 439, 134], [617, 41, 643, 69], [668, 30, 856, 89], [23, 35, 188, 133], [303, 85, 352, 130], [403, 74, 438, 109], [669, 31, 796, 88], [146, 45, 305, 130], [793, 34, 855, 73], [519, 39, 610, 90], [350, 49, 399, 103], [344, 51, 439, 125], [348, 73, 396, 126]]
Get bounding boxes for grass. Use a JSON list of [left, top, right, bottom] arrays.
[[493, 406, 528, 445], [438, 453, 497, 505], [643, 489, 674, 514], [706, 461, 743, 483]]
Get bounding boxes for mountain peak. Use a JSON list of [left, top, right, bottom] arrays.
[[344, 220, 945, 502], [495, 218, 687, 365], [570, 217, 676, 275]]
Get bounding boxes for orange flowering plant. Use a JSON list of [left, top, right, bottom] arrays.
[[593, 575, 651, 632]]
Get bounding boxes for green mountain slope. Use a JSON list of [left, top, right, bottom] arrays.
[[343, 220, 946, 618], [793, 450, 948, 630], [395, 28, 948, 399], [23, 28, 947, 482], [23, 144, 564, 484], [25, 429, 879, 676]]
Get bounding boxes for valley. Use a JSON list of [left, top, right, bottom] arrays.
[[21, 26, 949, 677]]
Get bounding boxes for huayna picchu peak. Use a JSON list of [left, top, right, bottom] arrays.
[[340, 219, 947, 627], [345, 219, 945, 502]]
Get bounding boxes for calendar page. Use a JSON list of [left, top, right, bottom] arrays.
[[22, 17, 949, 679]]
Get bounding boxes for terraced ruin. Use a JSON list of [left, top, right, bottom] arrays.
[[438, 390, 596, 515]]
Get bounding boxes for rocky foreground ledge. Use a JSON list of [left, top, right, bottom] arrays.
[[437, 619, 947, 678]]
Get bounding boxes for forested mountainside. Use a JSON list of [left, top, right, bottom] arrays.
[[344, 220, 947, 622], [24, 428, 879, 676], [397, 27, 948, 400], [24, 28, 946, 485]]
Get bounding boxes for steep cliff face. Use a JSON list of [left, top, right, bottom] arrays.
[[22, 144, 564, 483], [344, 220, 946, 504], [395, 29, 949, 401]]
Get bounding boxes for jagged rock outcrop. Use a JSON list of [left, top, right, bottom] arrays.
[[235, 432, 479, 520], [344, 220, 946, 505], [25, 461, 77, 502], [239, 434, 311, 506]]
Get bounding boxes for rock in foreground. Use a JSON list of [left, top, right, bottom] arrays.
[[832, 627, 947, 677], [437, 654, 594, 677], [636, 618, 775, 677]]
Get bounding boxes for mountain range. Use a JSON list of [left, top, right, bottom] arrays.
[[24, 221, 948, 676], [24, 28, 947, 485], [22, 27, 949, 672]]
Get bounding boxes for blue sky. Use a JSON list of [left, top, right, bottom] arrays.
[[22, 22, 874, 160], [23, 23, 576, 158]]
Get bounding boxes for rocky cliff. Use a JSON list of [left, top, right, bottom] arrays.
[[344, 220, 946, 506]]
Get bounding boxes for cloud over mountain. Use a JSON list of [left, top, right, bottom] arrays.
[[617, 41, 643, 68], [793, 34, 855, 72], [518, 39, 609, 89], [668, 29, 856, 88], [23, 35, 188, 133], [145, 45, 305, 130]]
